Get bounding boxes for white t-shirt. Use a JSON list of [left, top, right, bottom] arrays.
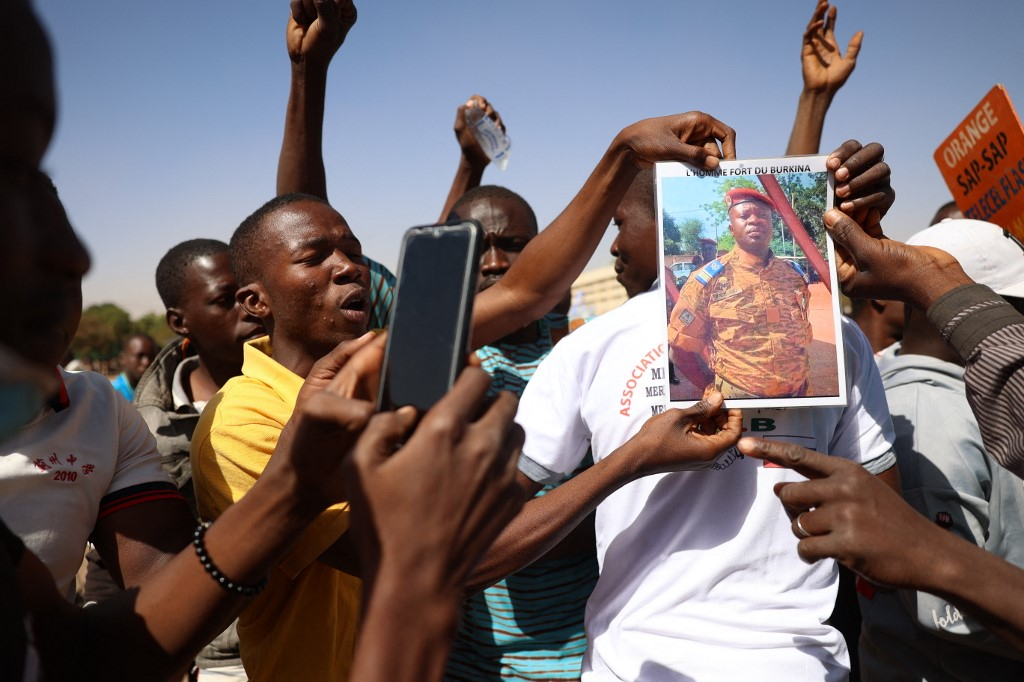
[[0, 368, 176, 600], [517, 291, 895, 681]]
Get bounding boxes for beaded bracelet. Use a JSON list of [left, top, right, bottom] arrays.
[[193, 521, 269, 597]]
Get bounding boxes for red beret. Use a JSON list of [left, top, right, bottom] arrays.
[[725, 187, 777, 212]]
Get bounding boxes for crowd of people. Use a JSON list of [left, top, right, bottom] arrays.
[[5, 0, 1024, 681]]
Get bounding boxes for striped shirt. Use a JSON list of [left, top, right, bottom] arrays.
[[446, 314, 598, 681], [930, 284, 1024, 479], [366, 257, 396, 330]]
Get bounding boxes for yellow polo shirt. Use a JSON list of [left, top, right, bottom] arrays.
[[192, 337, 360, 681]]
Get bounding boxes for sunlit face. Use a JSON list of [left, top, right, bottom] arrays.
[[176, 251, 264, 366], [245, 200, 370, 365], [458, 196, 537, 293], [728, 200, 774, 258], [611, 193, 658, 299]]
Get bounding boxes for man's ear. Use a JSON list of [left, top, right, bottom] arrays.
[[166, 308, 187, 337], [237, 283, 269, 319]]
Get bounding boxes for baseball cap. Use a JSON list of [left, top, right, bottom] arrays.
[[906, 219, 1024, 298]]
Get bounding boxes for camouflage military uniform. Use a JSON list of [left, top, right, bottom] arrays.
[[667, 247, 811, 397]]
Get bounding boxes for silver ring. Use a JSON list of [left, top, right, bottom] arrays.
[[795, 512, 812, 539]]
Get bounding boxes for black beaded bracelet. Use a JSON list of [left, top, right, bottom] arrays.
[[192, 521, 269, 597]]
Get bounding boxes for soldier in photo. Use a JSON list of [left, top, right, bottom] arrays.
[[668, 187, 812, 398], [691, 237, 719, 270]]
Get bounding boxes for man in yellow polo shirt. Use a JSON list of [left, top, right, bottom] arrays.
[[191, 194, 372, 681]]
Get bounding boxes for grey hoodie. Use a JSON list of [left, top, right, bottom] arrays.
[[858, 344, 1024, 681]]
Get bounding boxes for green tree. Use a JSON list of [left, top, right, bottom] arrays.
[[678, 218, 704, 255], [71, 303, 131, 361], [133, 312, 175, 347], [662, 210, 682, 255], [776, 172, 828, 256], [717, 231, 736, 253]]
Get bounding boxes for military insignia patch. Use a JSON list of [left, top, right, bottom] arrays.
[[712, 288, 740, 302], [679, 309, 695, 326], [694, 259, 723, 287]]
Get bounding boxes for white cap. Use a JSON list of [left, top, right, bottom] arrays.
[[907, 219, 1024, 299]]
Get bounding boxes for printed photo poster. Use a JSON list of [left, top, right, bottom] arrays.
[[656, 156, 846, 409]]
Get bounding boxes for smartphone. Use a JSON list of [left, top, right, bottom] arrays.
[[377, 220, 482, 412]]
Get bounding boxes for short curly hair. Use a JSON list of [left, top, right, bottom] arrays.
[[155, 238, 229, 309], [449, 185, 538, 235], [230, 193, 333, 287]]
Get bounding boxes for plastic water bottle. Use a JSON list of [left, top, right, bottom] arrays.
[[465, 107, 511, 170]]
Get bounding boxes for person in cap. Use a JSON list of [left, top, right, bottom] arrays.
[[691, 237, 719, 270], [858, 219, 1024, 680], [668, 187, 812, 398]]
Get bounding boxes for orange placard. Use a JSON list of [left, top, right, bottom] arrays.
[[934, 85, 1024, 239]]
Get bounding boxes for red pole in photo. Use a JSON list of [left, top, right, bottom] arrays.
[[757, 174, 831, 293]]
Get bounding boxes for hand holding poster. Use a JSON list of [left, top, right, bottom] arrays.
[[934, 85, 1024, 238], [657, 156, 846, 409]]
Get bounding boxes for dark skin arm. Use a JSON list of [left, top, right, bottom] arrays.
[[738, 437, 1024, 652], [438, 95, 503, 221], [287, 331, 386, 578], [346, 369, 526, 682], [470, 112, 736, 349], [276, 0, 357, 199], [821, 206, 972, 310], [16, 337, 386, 681], [90, 499, 195, 590], [271, 2, 737, 351], [468, 393, 743, 592], [787, 1, 863, 155]]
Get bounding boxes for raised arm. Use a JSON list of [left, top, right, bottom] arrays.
[[786, 1, 863, 156], [738, 437, 1024, 652], [438, 95, 504, 221], [276, 0, 357, 199], [470, 111, 736, 348]]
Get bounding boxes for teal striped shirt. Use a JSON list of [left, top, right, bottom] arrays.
[[446, 314, 598, 681]]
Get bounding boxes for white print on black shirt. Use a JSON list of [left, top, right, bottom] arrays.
[[932, 604, 964, 630]]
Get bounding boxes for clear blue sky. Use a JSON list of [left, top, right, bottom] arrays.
[[34, 0, 1024, 317]]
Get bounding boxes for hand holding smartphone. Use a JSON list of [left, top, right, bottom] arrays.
[[377, 220, 482, 412]]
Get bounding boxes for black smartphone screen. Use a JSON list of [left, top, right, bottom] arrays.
[[377, 221, 481, 411]]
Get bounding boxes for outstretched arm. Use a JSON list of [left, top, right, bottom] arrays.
[[738, 437, 1024, 652], [820, 202, 1024, 480], [276, 0, 358, 199], [471, 111, 736, 349], [346, 369, 526, 682], [468, 395, 742, 592], [438, 95, 504, 221], [17, 334, 383, 681], [787, 1, 863, 155], [822, 208, 971, 310]]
